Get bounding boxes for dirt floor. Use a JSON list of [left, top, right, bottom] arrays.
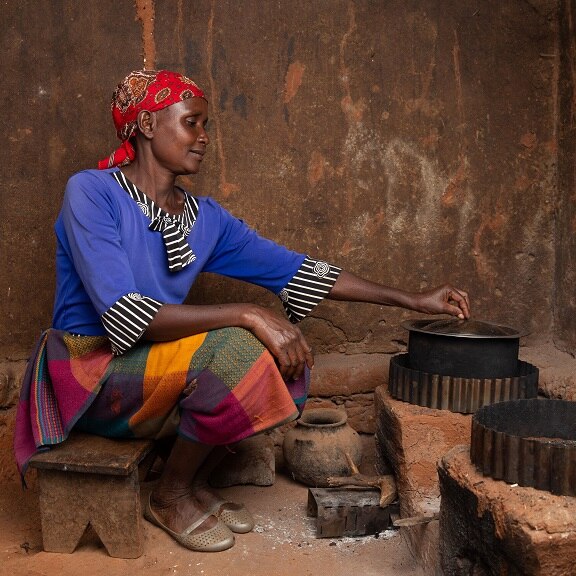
[[0, 468, 423, 576]]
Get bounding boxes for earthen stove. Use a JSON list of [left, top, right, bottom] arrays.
[[438, 398, 576, 574], [377, 320, 576, 575]]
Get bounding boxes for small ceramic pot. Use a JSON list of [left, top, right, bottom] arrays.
[[282, 408, 363, 487]]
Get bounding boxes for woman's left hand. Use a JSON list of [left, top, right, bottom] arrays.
[[241, 305, 314, 381], [413, 284, 471, 319]]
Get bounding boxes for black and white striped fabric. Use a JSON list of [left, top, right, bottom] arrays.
[[112, 171, 199, 271], [279, 257, 341, 323], [102, 292, 163, 355]]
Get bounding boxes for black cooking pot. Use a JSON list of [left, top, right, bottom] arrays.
[[401, 318, 525, 379]]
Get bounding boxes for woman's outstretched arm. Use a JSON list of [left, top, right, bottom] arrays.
[[327, 270, 471, 319]]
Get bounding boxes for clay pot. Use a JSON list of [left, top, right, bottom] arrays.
[[282, 408, 363, 487]]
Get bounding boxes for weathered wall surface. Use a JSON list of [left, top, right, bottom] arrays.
[[555, 0, 576, 353], [180, 0, 559, 355], [0, 0, 561, 362], [1, 1, 144, 359]]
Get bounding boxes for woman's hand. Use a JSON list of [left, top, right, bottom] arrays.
[[241, 305, 314, 381], [412, 284, 471, 319]]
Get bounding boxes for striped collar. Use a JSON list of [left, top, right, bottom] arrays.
[[111, 170, 199, 271], [112, 170, 199, 235]]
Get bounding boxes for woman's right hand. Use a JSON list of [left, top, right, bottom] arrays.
[[241, 305, 314, 381]]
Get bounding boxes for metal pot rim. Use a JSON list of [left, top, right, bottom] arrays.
[[401, 318, 527, 339]]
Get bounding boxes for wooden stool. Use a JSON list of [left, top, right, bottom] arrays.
[[29, 433, 155, 558]]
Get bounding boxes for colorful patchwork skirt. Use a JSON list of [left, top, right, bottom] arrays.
[[14, 327, 309, 477]]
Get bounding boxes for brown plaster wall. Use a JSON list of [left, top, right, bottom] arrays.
[[0, 2, 566, 356], [1, 1, 144, 358], [555, 0, 576, 352]]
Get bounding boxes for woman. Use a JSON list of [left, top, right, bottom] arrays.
[[14, 70, 470, 553]]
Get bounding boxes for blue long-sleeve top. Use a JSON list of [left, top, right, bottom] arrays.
[[52, 168, 340, 354]]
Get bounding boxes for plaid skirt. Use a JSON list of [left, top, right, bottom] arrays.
[[14, 327, 309, 477]]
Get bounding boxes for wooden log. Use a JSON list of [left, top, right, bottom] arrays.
[[325, 451, 397, 507]]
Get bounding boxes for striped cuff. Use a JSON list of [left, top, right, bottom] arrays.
[[101, 293, 163, 355], [278, 257, 341, 323]]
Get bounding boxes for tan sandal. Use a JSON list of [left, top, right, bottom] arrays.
[[208, 500, 255, 534], [144, 495, 235, 552]]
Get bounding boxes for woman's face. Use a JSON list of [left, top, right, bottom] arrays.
[[150, 98, 209, 175]]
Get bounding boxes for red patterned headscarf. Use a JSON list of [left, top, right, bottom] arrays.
[[98, 70, 206, 169]]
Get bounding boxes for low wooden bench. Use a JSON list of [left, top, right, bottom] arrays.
[[29, 433, 155, 559]]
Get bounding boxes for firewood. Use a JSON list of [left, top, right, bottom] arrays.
[[326, 452, 397, 507]]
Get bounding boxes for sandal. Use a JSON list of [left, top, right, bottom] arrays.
[[208, 500, 255, 534], [144, 495, 235, 552]]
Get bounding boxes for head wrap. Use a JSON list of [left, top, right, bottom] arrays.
[[98, 70, 206, 170]]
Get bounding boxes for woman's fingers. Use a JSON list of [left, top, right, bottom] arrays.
[[415, 284, 471, 318], [246, 307, 314, 381], [276, 332, 313, 381], [445, 287, 471, 319]]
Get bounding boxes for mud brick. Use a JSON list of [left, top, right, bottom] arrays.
[[29, 433, 154, 559], [374, 385, 471, 574], [307, 487, 399, 538]]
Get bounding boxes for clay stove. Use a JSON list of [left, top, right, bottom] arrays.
[[470, 398, 576, 496], [377, 318, 576, 574], [439, 384, 576, 573]]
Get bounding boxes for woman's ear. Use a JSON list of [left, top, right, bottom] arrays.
[[137, 110, 155, 139]]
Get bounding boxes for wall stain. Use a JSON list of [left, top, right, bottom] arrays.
[[568, 0, 576, 129], [452, 29, 464, 127], [233, 94, 248, 119], [336, 107, 476, 261], [284, 61, 305, 104], [420, 127, 441, 151], [472, 208, 508, 287], [343, 209, 385, 257], [308, 150, 330, 186], [338, 2, 362, 125], [338, 2, 366, 214], [176, 0, 185, 70], [442, 155, 468, 207], [135, 0, 156, 69], [206, 0, 239, 198], [383, 138, 448, 236], [405, 13, 440, 117], [520, 131, 538, 148]]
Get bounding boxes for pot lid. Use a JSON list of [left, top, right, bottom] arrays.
[[400, 318, 524, 339]]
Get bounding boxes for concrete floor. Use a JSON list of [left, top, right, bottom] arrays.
[[1, 470, 424, 576]]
